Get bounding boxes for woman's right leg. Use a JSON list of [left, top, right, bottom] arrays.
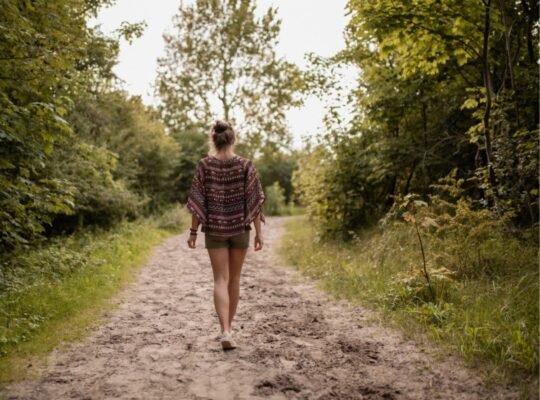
[[207, 248, 231, 333], [228, 247, 248, 329]]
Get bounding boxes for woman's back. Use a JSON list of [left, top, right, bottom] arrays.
[[187, 154, 265, 237]]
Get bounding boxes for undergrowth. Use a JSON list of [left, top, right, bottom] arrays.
[[279, 214, 538, 398], [264, 181, 305, 216], [0, 202, 189, 386]]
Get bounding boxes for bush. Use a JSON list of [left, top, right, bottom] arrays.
[[264, 181, 287, 215], [264, 181, 305, 216], [148, 202, 189, 232]]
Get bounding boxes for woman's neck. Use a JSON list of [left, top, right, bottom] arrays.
[[214, 149, 236, 160]]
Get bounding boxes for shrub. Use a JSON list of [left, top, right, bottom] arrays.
[[148, 202, 189, 232], [264, 181, 287, 216]]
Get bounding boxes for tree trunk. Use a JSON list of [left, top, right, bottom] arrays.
[[222, 62, 230, 120], [521, 0, 539, 127], [421, 98, 428, 149], [404, 160, 418, 195], [521, 0, 537, 65], [481, 0, 498, 208], [498, 0, 520, 125], [386, 175, 398, 208]]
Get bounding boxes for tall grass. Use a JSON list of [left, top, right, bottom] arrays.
[[279, 215, 538, 397], [0, 203, 189, 386]]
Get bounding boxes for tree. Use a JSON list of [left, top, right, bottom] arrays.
[[169, 129, 210, 203], [295, 0, 538, 239], [68, 90, 182, 213], [156, 0, 305, 158], [0, 0, 114, 250], [0, 0, 174, 249], [256, 144, 300, 203]]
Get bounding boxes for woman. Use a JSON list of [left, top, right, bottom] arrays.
[[185, 120, 266, 351]]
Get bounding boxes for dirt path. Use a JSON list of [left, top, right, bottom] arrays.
[[3, 216, 518, 400]]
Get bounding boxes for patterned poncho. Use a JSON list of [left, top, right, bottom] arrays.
[[186, 154, 266, 237]]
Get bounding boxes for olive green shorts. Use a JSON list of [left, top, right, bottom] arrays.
[[205, 231, 250, 249]]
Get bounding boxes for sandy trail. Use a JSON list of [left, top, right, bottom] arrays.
[[3, 216, 518, 400]]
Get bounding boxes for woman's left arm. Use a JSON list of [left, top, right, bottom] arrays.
[[187, 214, 200, 248], [191, 214, 200, 231], [253, 213, 264, 251]]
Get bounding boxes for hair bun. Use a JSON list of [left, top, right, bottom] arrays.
[[213, 120, 231, 134], [209, 119, 236, 151]]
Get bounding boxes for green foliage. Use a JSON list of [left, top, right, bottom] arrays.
[[0, 0, 120, 251], [264, 182, 286, 216], [151, 202, 191, 231], [48, 139, 146, 229], [69, 90, 182, 213], [295, 0, 538, 241], [156, 0, 305, 157], [114, 21, 147, 44], [0, 1, 185, 249], [384, 173, 536, 280], [280, 216, 538, 391], [293, 141, 388, 240], [261, 181, 302, 216], [0, 1, 164, 250], [256, 146, 300, 203], [169, 130, 210, 203]]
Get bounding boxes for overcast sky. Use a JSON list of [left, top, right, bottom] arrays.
[[95, 0, 356, 149]]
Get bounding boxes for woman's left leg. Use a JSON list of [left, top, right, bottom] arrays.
[[207, 247, 231, 333]]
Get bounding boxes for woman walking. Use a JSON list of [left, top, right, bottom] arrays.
[[185, 120, 266, 351]]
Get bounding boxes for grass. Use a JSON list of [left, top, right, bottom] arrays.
[[0, 203, 189, 387], [279, 215, 539, 399], [270, 204, 306, 217]]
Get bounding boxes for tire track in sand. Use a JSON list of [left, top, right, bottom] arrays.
[[3, 216, 518, 399]]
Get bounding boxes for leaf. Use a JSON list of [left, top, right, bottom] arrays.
[[421, 217, 439, 228], [461, 98, 478, 110], [403, 212, 416, 224]]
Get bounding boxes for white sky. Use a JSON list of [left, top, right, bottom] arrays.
[[94, 0, 356, 149]]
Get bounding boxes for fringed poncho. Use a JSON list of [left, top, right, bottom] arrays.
[[186, 154, 266, 237]]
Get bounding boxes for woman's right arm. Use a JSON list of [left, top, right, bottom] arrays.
[[186, 160, 207, 248]]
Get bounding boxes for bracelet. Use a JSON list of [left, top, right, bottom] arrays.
[[189, 227, 198, 233]]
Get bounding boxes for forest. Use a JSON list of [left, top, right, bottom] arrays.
[[0, 0, 538, 396], [288, 0, 539, 394]]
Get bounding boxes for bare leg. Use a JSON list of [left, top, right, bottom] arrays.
[[207, 248, 231, 333], [228, 247, 248, 329]]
